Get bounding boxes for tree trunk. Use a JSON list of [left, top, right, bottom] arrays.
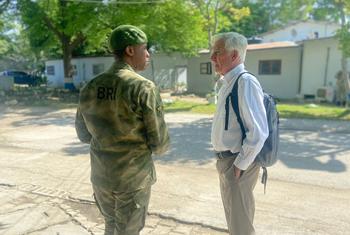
[[62, 37, 74, 90], [341, 55, 350, 107], [339, 1, 350, 107]]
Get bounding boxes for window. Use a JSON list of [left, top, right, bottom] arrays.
[[93, 64, 105, 75], [259, 60, 281, 75], [46, 66, 55, 75], [72, 65, 77, 76], [200, 62, 212, 74]]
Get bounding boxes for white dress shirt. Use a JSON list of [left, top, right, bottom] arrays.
[[211, 64, 268, 170]]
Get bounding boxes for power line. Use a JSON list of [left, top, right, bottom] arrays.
[[61, 0, 166, 4]]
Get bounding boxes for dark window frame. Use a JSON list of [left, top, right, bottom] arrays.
[[92, 63, 105, 75], [200, 62, 212, 75], [46, 65, 55, 75], [258, 60, 282, 75]]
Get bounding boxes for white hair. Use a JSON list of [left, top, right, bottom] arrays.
[[212, 32, 248, 62]]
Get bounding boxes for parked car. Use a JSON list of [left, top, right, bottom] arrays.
[[0, 70, 42, 86]]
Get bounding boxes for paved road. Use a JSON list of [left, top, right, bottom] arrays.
[[0, 106, 349, 234]]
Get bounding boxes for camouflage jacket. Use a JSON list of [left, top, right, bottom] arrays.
[[75, 61, 170, 192]]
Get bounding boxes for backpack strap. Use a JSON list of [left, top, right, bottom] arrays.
[[230, 72, 250, 142], [261, 166, 267, 194], [224, 71, 269, 193], [224, 71, 252, 140]]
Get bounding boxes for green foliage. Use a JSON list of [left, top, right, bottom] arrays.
[[277, 103, 350, 120], [275, 0, 315, 25], [336, 24, 350, 58], [100, 0, 207, 56], [164, 100, 216, 114], [191, 0, 250, 47], [18, 0, 107, 58], [223, 0, 270, 37]]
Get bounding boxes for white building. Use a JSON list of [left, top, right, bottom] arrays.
[[45, 21, 347, 101], [259, 20, 340, 43], [45, 53, 188, 90]]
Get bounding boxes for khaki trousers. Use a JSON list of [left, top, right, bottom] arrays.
[[92, 184, 151, 235], [216, 157, 260, 235]]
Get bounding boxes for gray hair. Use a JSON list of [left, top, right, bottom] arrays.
[[212, 32, 248, 62]]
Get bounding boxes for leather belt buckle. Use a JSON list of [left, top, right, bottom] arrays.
[[215, 151, 238, 160], [216, 152, 224, 159]]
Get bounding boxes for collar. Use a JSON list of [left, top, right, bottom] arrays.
[[108, 61, 135, 74], [222, 63, 245, 86]]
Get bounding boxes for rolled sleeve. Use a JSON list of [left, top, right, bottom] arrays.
[[75, 107, 92, 144], [141, 85, 170, 155]]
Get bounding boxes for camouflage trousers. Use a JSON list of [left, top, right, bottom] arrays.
[[92, 184, 151, 235]]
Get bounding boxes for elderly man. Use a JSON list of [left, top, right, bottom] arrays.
[[75, 25, 170, 235], [210, 32, 268, 235]]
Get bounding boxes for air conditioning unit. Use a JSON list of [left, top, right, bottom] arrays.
[[316, 87, 334, 102]]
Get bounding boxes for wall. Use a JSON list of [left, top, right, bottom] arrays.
[[141, 52, 188, 89], [262, 22, 339, 42], [45, 53, 187, 90], [72, 56, 114, 88], [0, 76, 14, 91], [45, 60, 64, 88], [245, 46, 302, 99], [301, 37, 349, 96], [187, 53, 215, 96], [187, 47, 301, 99]]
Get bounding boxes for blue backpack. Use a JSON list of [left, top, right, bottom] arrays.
[[225, 72, 279, 193]]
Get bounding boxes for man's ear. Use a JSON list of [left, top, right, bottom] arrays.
[[231, 50, 238, 60], [125, 46, 134, 57], [231, 50, 241, 62]]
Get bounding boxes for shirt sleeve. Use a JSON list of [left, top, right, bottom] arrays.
[[141, 84, 170, 155], [75, 107, 92, 144], [234, 75, 269, 170]]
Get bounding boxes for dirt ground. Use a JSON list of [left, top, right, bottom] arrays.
[[1, 105, 350, 234]]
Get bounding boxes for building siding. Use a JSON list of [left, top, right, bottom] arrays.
[[187, 54, 215, 96], [246, 47, 302, 99]]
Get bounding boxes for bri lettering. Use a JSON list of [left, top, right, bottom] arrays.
[[97, 87, 117, 100]]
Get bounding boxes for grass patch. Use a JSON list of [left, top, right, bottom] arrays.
[[164, 100, 216, 114], [277, 103, 350, 120], [164, 100, 350, 120], [16, 99, 78, 110]]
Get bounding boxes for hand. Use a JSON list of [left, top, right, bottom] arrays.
[[234, 165, 242, 179]]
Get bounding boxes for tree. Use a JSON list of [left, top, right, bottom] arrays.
[[240, 0, 315, 29], [224, 0, 270, 37], [17, 0, 207, 88], [334, 0, 350, 107], [100, 0, 207, 55], [308, 0, 350, 106], [0, 0, 12, 56], [18, 0, 107, 89], [0, 0, 37, 71], [191, 0, 250, 49]]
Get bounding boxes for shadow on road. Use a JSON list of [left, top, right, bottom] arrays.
[[2, 106, 75, 127], [155, 118, 348, 173], [3, 104, 347, 173], [279, 131, 348, 172], [155, 118, 216, 166], [62, 142, 89, 156]]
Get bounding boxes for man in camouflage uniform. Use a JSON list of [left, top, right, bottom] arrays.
[[75, 25, 170, 235]]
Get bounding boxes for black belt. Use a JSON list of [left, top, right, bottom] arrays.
[[215, 151, 239, 160]]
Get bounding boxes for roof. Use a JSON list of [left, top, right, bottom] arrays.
[[298, 35, 336, 43], [247, 41, 299, 50]]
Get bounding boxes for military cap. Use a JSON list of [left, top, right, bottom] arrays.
[[109, 25, 148, 51]]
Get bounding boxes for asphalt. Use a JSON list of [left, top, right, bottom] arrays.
[[1, 112, 350, 235]]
